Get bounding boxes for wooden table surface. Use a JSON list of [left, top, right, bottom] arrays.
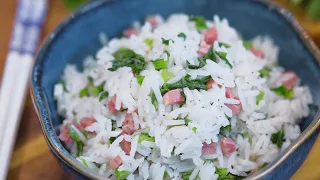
[[0, 1, 319, 180]]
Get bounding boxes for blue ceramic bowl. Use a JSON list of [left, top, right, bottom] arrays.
[[31, 0, 320, 179]]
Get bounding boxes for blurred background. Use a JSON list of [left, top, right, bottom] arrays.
[[0, 0, 319, 179]]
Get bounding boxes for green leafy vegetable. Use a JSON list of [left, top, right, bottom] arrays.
[[163, 171, 168, 180], [256, 91, 265, 105], [160, 75, 211, 94], [259, 67, 271, 78], [79, 87, 89, 97], [220, 125, 232, 136], [67, 125, 84, 156], [258, 163, 268, 170], [58, 80, 68, 92], [144, 38, 154, 48], [152, 59, 169, 70], [271, 129, 285, 148], [242, 132, 249, 138], [99, 91, 109, 102], [79, 158, 88, 167], [192, 127, 197, 133], [215, 51, 233, 68], [115, 169, 131, 180], [111, 120, 118, 131], [161, 69, 174, 82], [138, 133, 155, 143], [109, 137, 116, 144], [181, 170, 200, 180], [216, 167, 229, 177], [177, 32, 186, 40], [136, 75, 145, 85], [188, 46, 217, 69], [63, 0, 88, 10], [109, 48, 146, 74], [161, 38, 174, 45], [271, 85, 294, 99], [218, 42, 231, 48], [243, 41, 253, 49], [189, 16, 208, 32], [151, 91, 158, 110], [216, 167, 244, 180]]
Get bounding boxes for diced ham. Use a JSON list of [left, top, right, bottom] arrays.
[[123, 28, 139, 37], [163, 89, 185, 105], [108, 95, 121, 114], [202, 142, 217, 155], [206, 79, 216, 89], [146, 16, 159, 27], [203, 27, 218, 45], [120, 139, 131, 155], [249, 48, 264, 59], [109, 156, 123, 170], [79, 117, 96, 128], [280, 71, 297, 90], [58, 124, 73, 144], [197, 40, 211, 56], [220, 137, 236, 155], [225, 87, 242, 115], [122, 113, 135, 135]]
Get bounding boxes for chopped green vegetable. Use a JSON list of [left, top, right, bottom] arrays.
[[115, 169, 131, 180], [63, 0, 88, 10], [151, 91, 158, 110], [99, 91, 109, 101], [152, 59, 168, 70], [58, 80, 68, 92], [218, 42, 231, 48], [256, 91, 265, 105], [79, 158, 88, 167], [160, 75, 211, 94], [161, 69, 174, 82], [136, 75, 145, 85], [192, 127, 197, 133], [111, 120, 118, 131], [188, 46, 217, 69], [88, 82, 104, 97], [271, 129, 285, 148], [81, 130, 88, 138], [87, 76, 94, 84], [138, 133, 155, 143], [216, 167, 229, 177], [109, 137, 116, 144], [67, 125, 84, 156], [163, 171, 168, 180], [189, 16, 208, 32], [181, 170, 200, 180], [109, 48, 146, 74], [243, 41, 253, 49], [79, 87, 89, 97], [215, 51, 233, 68], [144, 38, 154, 48], [161, 38, 174, 45], [216, 167, 244, 180], [242, 132, 249, 138], [271, 85, 294, 99], [306, 0, 320, 19], [258, 163, 268, 170], [177, 32, 186, 40], [259, 67, 271, 77], [220, 125, 231, 136]]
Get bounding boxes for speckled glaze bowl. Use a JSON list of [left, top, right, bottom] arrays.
[[31, 0, 320, 179]]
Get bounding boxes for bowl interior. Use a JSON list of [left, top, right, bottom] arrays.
[[32, 0, 320, 179]]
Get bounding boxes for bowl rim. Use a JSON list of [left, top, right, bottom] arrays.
[[31, 0, 320, 179]]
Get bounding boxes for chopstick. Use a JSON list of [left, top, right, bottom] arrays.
[[0, 0, 48, 178]]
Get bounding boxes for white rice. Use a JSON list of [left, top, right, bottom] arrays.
[[54, 14, 313, 179]]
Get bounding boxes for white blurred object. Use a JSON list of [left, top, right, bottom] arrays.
[[0, 0, 48, 179]]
